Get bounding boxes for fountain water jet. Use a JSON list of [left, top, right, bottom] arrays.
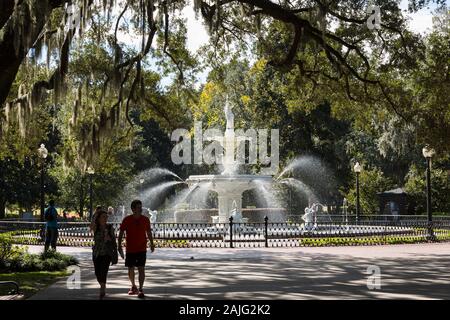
[[279, 178, 318, 203], [168, 183, 199, 209], [141, 180, 186, 209], [253, 180, 283, 208], [138, 167, 183, 183], [122, 100, 333, 225]]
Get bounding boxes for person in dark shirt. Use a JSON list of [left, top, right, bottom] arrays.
[[44, 200, 58, 252]]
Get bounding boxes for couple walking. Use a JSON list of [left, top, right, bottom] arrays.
[[90, 199, 155, 299]]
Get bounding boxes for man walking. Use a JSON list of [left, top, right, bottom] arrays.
[[44, 200, 58, 252], [118, 199, 155, 298]]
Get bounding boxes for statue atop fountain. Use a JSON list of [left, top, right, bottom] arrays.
[[222, 98, 236, 175], [224, 99, 234, 130]]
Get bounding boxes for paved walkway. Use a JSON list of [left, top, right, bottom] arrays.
[[27, 243, 450, 300]]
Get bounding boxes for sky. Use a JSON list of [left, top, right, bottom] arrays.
[[398, 0, 442, 33]]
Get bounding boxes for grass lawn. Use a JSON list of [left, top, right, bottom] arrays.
[[0, 271, 69, 299]]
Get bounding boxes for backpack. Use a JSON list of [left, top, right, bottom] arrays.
[[107, 225, 118, 265], [93, 224, 118, 264]]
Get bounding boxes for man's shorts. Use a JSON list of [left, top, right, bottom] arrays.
[[125, 251, 147, 267]]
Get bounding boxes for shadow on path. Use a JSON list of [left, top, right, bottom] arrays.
[[28, 244, 450, 300]]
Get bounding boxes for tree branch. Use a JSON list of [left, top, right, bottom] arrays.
[[163, 1, 185, 83], [0, 0, 18, 30]]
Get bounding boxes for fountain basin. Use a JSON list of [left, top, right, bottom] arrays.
[[168, 208, 287, 223]]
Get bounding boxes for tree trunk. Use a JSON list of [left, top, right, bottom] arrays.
[[79, 178, 85, 218], [0, 198, 6, 219], [0, 159, 4, 219], [0, 0, 68, 106], [0, 0, 16, 30]]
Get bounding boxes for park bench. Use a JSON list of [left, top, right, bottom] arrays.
[[0, 281, 24, 300]]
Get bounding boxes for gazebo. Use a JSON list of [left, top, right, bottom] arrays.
[[377, 188, 414, 216]]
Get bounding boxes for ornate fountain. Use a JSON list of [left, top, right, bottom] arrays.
[[185, 100, 273, 223], [118, 101, 416, 240]]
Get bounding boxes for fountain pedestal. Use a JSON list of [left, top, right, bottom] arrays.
[[186, 174, 273, 223], [178, 98, 276, 223]]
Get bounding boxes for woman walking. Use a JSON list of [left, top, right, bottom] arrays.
[[90, 209, 118, 299]]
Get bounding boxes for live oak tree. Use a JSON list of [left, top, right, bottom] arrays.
[[0, 0, 448, 214], [1, 0, 446, 132]]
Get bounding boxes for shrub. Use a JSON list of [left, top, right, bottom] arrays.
[[0, 235, 13, 265], [39, 250, 78, 266], [0, 234, 27, 269], [0, 235, 78, 272]]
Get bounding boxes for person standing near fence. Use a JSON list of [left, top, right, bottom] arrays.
[[118, 199, 155, 298], [44, 200, 58, 252]]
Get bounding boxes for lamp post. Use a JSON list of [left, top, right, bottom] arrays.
[[87, 166, 95, 221], [353, 162, 362, 224], [37, 144, 48, 221], [343, 197, 348, 225], [422, 146, 435, 239]]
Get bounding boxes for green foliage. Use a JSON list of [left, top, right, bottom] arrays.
[[155, 239, 190, 248], [410, 29, 450, 154], [154, 15, 200, 87], [0, 234, 25, 265], [404, 164, 450, 214], [49, 148, 134, 213], [1, 63, 54, 161], [344, 167, 395, 215], [0, 234, 78, 272], [0, 234, 27, 270], [0, 270, 69, 298], [298, 232, 450, 247]]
